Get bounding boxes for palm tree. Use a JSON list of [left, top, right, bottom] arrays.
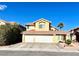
[[57, 22, 64, 42], [57, 22, 64, 30]]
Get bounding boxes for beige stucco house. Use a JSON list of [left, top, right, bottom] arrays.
[[21, 18, 70, 43]]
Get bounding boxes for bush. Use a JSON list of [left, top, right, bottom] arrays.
[[65, 39, 72, 45], [0, 24, 24, 46]]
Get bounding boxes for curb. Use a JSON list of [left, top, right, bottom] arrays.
[[0, 48, 79, 52]]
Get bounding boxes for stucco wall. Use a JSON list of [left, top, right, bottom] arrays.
[[51, 27, 57, 31], [26, 26, 35, 31], [66, 35, 71, 40], [52, 35, 64, 43]]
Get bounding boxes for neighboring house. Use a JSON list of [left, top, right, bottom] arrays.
[[0, 20, 9, 25], [0, 19, 26, 31], [21, 18, 70, 43], [0, 19, 17, 25], [70, 27, 79, 42]]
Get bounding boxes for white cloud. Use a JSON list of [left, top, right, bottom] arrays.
[[0, 5, 7, 11]]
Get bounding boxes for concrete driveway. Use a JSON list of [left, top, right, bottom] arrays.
[[0, 43, 60, 52], [0, 43, 57, 48], [0, 43, 79, 52]]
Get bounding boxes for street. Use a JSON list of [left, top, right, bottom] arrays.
[[0, 50, 79, 56]]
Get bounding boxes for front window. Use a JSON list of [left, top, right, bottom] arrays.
[[39, 24, 45, 28]]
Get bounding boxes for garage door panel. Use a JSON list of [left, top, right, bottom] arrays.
[[25, 36, 34, 42], [24, 35, 53, 43], [35, 36, 52, 43]]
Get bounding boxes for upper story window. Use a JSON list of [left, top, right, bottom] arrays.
[[26, 26, 29, 29], [39, 23, 45, 28]]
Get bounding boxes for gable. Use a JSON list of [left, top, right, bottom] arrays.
[[33, 18, 51, 24], [25, 18, 58, 31]]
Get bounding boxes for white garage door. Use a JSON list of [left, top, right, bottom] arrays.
[[24, 35, 53, 43]]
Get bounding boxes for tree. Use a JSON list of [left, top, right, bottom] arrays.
[[57, 22, 64, 42], [0, 25, 11, 45], [0, 24, 25, 46], [57, 22, 64, 30]]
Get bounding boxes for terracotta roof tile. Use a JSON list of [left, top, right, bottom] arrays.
[[26, 23, 34, 26], [21, 31, 69, 35]]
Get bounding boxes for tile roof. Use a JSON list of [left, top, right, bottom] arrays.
[[69, 27, 79, 32], [26, 23, 34, 26], [33, 18, 51, 23], [21, 31, 69, 35]]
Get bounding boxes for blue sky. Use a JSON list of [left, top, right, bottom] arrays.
[[0, 2, 79, 31]]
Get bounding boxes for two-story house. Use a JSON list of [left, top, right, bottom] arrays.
[[21, 18, 70, 43]]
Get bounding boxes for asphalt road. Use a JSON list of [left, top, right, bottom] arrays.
[[0, 50, 79, 56]]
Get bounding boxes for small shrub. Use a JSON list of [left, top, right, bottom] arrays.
[[65, 39, 72, 45]]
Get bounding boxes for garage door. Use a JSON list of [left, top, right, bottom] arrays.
[[24, 35, 53, 43]]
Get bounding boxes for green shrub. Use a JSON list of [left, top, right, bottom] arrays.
[[65, 39, 72, 45]]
